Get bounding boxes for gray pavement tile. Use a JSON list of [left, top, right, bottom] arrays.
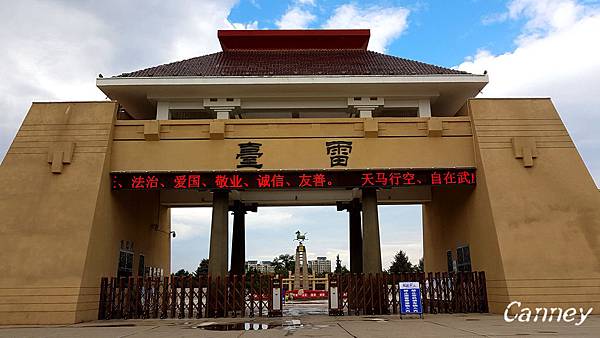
[[1, 314, 599, 337]]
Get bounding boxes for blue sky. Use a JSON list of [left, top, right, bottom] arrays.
[[0, 0, 598, 273], [229, 0, 523, 66]]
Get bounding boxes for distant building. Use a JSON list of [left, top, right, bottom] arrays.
[[245, 260, 275, 274], [308, 257, 331, 274], [245, 260, 258, 271], [258, 261, 275, 274]]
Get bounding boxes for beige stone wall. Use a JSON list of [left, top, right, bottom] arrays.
[[0, 102, 170, 324], [425, 98, 600, 314], [75, 189, 171, 323], [471, 98, 600, 313], [110, 117, 475, 171], [423, 179, 509, 312]]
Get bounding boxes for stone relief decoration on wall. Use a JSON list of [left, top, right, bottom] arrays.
[[512, 137, 538, 167], [47, 142, 75, 174]]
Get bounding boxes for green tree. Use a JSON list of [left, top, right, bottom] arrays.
[[271, 258, 284, 274], [272, 254, 295, 275], [334, 255, 349, 274], [193, 258, 209, 277], [173, 269, 190, 277], [388, 250, 414, 273], [335, 255, 342, 273], [416, 257, 424, 272]]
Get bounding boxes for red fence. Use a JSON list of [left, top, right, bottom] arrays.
[[329, 271, 488, 316], [286, 289, 328, 300], [98, 274, 282, 320]]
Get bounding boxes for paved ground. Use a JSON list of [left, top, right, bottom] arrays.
[[283, 299, 329, 316], [1, 313, 599, 337]]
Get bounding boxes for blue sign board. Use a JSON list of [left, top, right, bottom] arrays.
[[399, 282, 423, 318]]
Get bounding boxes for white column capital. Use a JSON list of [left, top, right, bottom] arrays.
[[204, 98, 241, 120], [348, 97, 384, 118], [348, 97, 384, 106], [203, 98, 241, 107]]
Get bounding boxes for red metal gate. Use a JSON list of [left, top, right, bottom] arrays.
[[98, 274, 283, 319], [328, 271, 488, 316]]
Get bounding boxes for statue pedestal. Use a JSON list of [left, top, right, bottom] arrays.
[[293, 243, 309, 290]]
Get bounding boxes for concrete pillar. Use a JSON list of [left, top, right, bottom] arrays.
[[215, 109, 232, 119], [362, 188, 382, 273], [208, 190, 229, 277], [358, 109, 373, 118], [349, 200, 363, 273], [156, 101, 169, 120], [230, 203, 245, 276]]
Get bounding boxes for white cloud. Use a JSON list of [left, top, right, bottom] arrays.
[[274, 2, 412, 51], [296, 0, 316, 6], [246, 208, 297, 229], [0, 0, 255, 160], [458, 0, 600, 185], [322, 4, 410, 52], [483, 0, 587, 30], [171, 208, 212, 240], [172, 205, 297, 241], [276, 7, 316, 29], [508, 0, 586, 32], [0, 1, 111, 155]]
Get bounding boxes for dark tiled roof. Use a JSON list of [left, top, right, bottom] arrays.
[[117, 50, 468, 77]]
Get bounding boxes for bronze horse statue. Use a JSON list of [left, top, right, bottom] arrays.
[[294, 230, 307, 243]]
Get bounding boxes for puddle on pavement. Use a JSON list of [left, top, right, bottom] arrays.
[[283, 319, 304, 328], [85, 323, 137, 327], [195, 320, 313, 331], [362, 317, 388, 322], [195, 322, 272, 331]]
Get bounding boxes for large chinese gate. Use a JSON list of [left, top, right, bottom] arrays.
[[2, 28, 599, 325]]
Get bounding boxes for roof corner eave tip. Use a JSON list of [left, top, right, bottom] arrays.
[[96, 77, 111, 88]]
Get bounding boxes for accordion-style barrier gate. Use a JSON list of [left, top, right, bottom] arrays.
[[98, 272, 487, 320], [98, 274, 282, 320], [328, 271, 488, 316]]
